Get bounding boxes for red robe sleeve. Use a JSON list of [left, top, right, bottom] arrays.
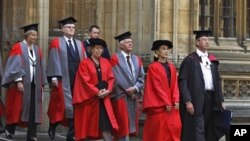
[[73, 60, 99, 104], [143, 63, 172, 111], [169, 63, 180, 103]]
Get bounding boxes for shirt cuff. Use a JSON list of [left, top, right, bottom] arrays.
[[52, 77, 57, 81], [15, 78, 22, 82], [134, 86, 139, 93]]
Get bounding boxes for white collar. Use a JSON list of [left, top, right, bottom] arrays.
[[121, 50, 131, 58], [64, 36, 73, 42], [196, 49, 208, 57]]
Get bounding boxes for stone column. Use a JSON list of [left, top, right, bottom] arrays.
[[173, 0, 179, 64], [38, 0, 49, 132]]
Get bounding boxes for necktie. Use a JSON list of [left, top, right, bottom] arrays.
[[30, 50, 33, 57], [29, 49, 35, 83], [126, 55, 133, 77], [68, 40, 75, 53]]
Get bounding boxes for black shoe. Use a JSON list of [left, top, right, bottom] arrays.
[[0, 128, 5, 134], [5, 130, 12, 139], [48, 127, 55, 140], [66, 138, 75, 141]]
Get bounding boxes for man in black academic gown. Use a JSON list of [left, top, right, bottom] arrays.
[[178, 30, 226, 141], [84, 25, 111, 59]]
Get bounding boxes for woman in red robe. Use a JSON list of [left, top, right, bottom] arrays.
[[73, 38, 118, 141], [142, 40, 181, 141]]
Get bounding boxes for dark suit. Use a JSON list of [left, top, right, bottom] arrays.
[[179, 52, 225, 141]]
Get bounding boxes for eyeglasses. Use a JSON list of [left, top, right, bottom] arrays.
[[64, 26, 75, 29]]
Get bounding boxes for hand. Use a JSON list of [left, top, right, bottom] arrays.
[[97, 89, 110, 99], [174, 102, 179, 109], [52, 79, 58, 87], [185, 101, 194, 115], [131, 94, 138, 100], [102, 89, 111, 96], [166, 106, 172, 112], [42, 87, 44, 102], [221, 102, 226, 110], [126, 87, 136, 95], [17, 81, 24, 92]]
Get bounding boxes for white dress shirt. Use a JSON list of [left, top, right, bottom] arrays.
[[16, 40, 36, 82], [52, 36, 75, 81], [196, 49, 214, 90], [64, 36, 75, 51], [120, 51, 139, 92]]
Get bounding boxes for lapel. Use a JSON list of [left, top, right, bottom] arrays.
[[117, 52, 134, 83], [59, 37, 68, 58], [210, 62, 216, 89], [74, 39, 83, 60], [189, 52, 205, 85], [20, 42, 29, 65], [131, 54, 139, 80]]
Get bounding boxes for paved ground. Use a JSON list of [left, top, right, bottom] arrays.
[[0, 131, 225, 141], [0, 131, 141, 141], [0, 131, 67, 141]]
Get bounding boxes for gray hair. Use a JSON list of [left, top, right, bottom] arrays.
[[24, 30, 37, 38], [119, 40, 124, 49]]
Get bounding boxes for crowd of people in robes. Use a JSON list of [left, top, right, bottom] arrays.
[[0, 16, 231, 141]]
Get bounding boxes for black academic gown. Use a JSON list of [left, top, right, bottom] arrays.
[[178, 52, 224, 141]]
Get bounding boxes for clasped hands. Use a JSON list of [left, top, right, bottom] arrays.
[[166, 102, 179, 112], [97, 89, 110, 99]]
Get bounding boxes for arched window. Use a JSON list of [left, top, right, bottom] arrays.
[[220, 0, 236, 37], [199, 0, 214, 31]]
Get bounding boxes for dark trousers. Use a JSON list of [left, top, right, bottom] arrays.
[[194, 91, 213, 141], [27, 83, 37, 138], [67, 119, 74, 140], [49, 118, 74, 140], [6, 83, 37, 138]]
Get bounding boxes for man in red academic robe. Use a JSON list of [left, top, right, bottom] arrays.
[[143, 40, 181, 141]]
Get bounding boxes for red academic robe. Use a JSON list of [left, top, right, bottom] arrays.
[[47, 38, 66, 125], [0, 100, 5, 116], [73, 58, 119, 141], [142, 62, 181, 141]]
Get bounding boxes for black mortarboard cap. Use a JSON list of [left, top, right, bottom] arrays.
[[20, 23, 39, 33], [96, 81, 108, 90], [58, 17, 77, 27], [89, 38, 107, 48], [114, 31, 132, 42], [151, 40, 173, 51], [193, 30, 212, 39]]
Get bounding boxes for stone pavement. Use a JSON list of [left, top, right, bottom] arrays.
[[0, 130, 226, 141], [0, 131, 67, 141]]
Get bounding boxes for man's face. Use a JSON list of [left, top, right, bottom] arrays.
[[89, 27, 100, 39], [196, 36, 209, 52], [26, 31, 38, 44], [62, 24, 75, 37], [121, 38, 133, 53]]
